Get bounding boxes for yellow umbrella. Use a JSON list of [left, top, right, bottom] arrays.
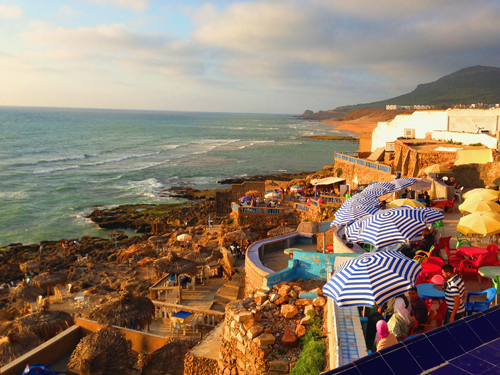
[[459, 200, 500, 214], [457, 211, 500, 237], [387, 199, 425, 208], [463, 188, 500, 202], [424, 164, 452, 174], [429, 180, 437, 200]]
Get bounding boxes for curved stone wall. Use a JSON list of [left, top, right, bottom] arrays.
[[244, 232, 300, 297]]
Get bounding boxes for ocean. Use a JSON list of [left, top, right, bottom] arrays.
[[0, 107, 357, 246]]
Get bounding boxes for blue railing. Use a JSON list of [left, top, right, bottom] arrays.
[[311, 200, 319, 207], [296, 204, 310, 212], [334, 152, 392, 174], [232, 203, 239, 211], [264, 209, 282, 214], [241, 208, 260, 214]]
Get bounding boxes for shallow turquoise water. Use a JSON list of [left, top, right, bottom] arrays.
[[0, 107, 357, 245]]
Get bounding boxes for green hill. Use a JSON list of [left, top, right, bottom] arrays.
[[334, 65, 500, 112]]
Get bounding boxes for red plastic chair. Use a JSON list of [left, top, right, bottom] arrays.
[[426, 257, 445, 267], [430, 274, 445, 284], [459, 252, 499, 284], [444, 245, 465, 269], [438, 237, 451, 253], [434, 301, 448, 327], [443, 197, 456, 213], [487, 244, 499, 261]]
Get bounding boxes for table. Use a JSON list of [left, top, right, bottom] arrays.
[[472, 242, 492, 249], [284, 248, 303, 255], [420, 263, 442, 279], [478, 267, 500, 279], [457, 247, 488, 258], [416, 283, 445, 300], [325, 244, 334, 253], [431, 199, 447, 210], [171, 310, 194, 324]]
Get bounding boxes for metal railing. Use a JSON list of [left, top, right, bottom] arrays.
[[334, 152, 393, 174], [231, 203, 285, 215]]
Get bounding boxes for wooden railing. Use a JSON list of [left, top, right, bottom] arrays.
[[152, 300, 225, 327], [334, 152, 393, 174]]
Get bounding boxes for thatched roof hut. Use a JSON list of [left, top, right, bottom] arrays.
[[67, 328, 137, 375], [19, 261, 41, 273], [0, 332, 43, 367], [15, 310, 74, 340], [88, 292, 155, 330], [33, 270, 67, 297], [141, 340, 198, 375], [118, 243, 154, 262], [0, 321, 16, 337], [10, 282, 43, 301], [267, 226, 297, 237], [183, 249, 223, 266], [154, 252, 198, 277], [224, 229, 259, 242]]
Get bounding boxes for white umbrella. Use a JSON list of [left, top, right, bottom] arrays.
[[176, 234, 192, 242]]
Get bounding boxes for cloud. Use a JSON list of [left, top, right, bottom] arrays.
[[0, 5, 24, 19], [88, 0, 148, 11]]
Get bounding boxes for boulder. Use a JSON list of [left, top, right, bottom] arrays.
[[278, 285, 291, 296], [254, 295, 268, 305], [300, 315, 312, 325], [295, 298, 313, 306], [281, 329, 298, 348], [304, 305, 316, 316], [296, 324, 307, 337], [281, 304, 299, 319], [289, 290, 298, 299], [253, 333, 275, 346], [313, 296, 326, 307]]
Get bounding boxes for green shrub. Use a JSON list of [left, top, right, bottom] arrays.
[[469, 142, 482, 146], [336, 168, 342, 177], [225, 217, 235, 226], [290, 312, 326, 375]]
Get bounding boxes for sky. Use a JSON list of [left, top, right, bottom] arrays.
[[1, 0, 500, 114]]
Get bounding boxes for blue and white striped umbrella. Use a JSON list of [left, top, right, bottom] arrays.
[[413, 207, 445, 224], [331, 205, 380, 227], [360, 189, 391, 198], [349, 207, 428, 248], [363, 182, 396, 194], [391, 178, 417, 191], [343, 195, 380, 207], [323, 250, 422, 307]]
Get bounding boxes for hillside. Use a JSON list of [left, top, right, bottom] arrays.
[[301, 66, 500, 117]]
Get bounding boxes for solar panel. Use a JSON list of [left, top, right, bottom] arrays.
[[321, 306, 500, 375]]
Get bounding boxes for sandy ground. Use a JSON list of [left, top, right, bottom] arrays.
[[322, 118, 379, 135]]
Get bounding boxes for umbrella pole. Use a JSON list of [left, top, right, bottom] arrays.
[[30, 271, 33, 284], [115, 238, 117, 249]]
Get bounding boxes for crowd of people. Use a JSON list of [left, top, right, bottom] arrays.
[[365, 264, 466, 352]]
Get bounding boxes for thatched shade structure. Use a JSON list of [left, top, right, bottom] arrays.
[[184, 249, 223, 266], [154, 252, 198, 277], [67, 328, 136, 375], [19, 261, 41, 273], [0, 321, 16, 337], [225, 229, 259, 242], [0, 332, 43, 367], [88, 293, 155, 330], [15, 310, 74, 340], [137, 257, 156, 267], [141, 340, 198, 375], [10, 282, 43, 301], [33, 271, 67, 297], [245, 190, 260, 197], [267, 226, 297, 237], [119, 243, 154, 262]]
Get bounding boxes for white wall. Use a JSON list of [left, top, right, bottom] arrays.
[[448, 108, 500, 133], [371, 110, 448, 151], [432, 131, 499, 149]]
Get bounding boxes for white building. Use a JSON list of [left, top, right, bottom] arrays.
[[371, 108, 500, 151]]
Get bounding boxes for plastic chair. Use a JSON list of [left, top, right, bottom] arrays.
[[415, 245, 440, 259], [487, 244, 500, 261], [492, 275, 500, 305], [444, 245, 465, 269], [432, 220, 445, 235], [459, 252, 498, 283], [430, 275, 445, 285], [455, 187, 464, 203], [433, 301, 448, 327], [426, 257, 445, 267], [438, 237, 451, 252], [443, 197, 456, 213], [464, 288, 497, 315]]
